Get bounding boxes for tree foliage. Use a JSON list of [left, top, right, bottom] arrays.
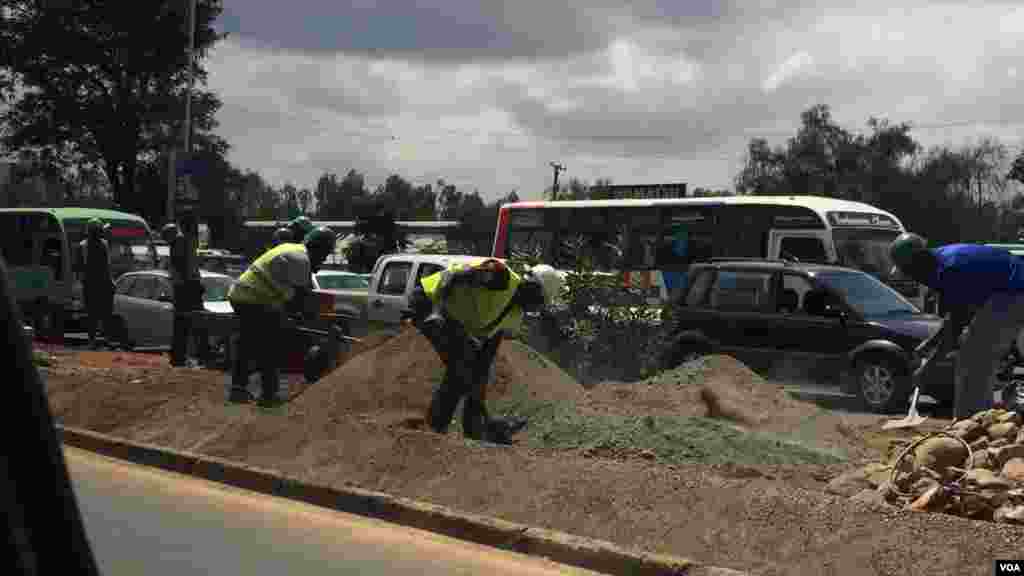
[[1, 0, 226, 218], [735, 103, 1019, 244]]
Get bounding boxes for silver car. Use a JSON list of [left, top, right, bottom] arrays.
[[112, 269, 234, 349], [312, 270, 370, 320]]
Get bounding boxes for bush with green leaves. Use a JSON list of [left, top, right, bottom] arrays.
[[507, 236, 664, 385]]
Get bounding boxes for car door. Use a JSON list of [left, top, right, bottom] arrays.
[[699, 267, 780, 371], [766, 273, 850, 383], [367, 259, 413, 326], [130, 276, 169, 347], [113, 275, 140, 342], [152, 277, 176, 346], [121, 275, 161, 346]]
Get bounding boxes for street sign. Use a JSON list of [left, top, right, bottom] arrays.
[[175, 156, 207, 177]]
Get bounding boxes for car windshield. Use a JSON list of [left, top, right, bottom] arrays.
[[316, 274, 369, 290], [815, 271, 919, 317], [200, 277, 233, 302], [832, 229, 900, 279]]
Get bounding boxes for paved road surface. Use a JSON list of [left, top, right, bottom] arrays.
[[65, 448, 602, 576]]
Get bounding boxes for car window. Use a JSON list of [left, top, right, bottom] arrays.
[[129, 276, 158, 300], [416, 263, 445, 283], [816, 271, 918, 317], [154, 278, 173, 301], [708, 270, 775, 312], [779, 236, 828, 263], [685, 269, 715, 307], [316, 274, 370, 291], [115, 276, 136, 295], [779, 274, 815, 314], [201, 277, 233, 301], [378, 261, 412, 295]]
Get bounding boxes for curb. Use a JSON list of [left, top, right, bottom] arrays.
[[58, 426, 744, 576]]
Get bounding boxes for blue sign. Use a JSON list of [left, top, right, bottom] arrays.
[[175, 157, 207, 177]]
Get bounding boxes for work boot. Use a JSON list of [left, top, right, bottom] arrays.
[[228, 388, 254, 404], [257, 395, 283, 408]]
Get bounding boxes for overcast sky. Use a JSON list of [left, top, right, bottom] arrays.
[[207, 0, 1024, 201]]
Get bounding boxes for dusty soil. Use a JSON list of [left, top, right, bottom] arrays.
[[40, 335, 1022, 576]]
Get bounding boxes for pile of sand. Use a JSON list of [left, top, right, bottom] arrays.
[[584, 355, 832, 434], [294, 326, 583, 423]]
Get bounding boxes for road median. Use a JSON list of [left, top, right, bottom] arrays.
[[59, 425, 739, 576]]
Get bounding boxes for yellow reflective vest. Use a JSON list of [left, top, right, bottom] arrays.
[[228, 243, 308, 307], [420, 260, 523, 340]]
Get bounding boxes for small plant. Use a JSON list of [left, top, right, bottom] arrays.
[[508, 235, 663, 385]]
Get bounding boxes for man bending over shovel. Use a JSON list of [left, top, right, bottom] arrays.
[[410, 259, 563, 444], [889, 233, 1024, 420]]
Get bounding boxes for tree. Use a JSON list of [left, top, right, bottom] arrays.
[[1, 0, 225, 211], [732, 104, 1015, 245], [1011, 150, 1024, 186], [297, 187, 311, 215], [436, 179, 463, 220]]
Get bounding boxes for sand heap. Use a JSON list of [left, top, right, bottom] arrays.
[[294, 326, 583, 423], [584, 355, 817, 428]]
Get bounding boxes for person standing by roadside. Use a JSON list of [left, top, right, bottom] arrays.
[[163, 220, 209, 367], [78, 219, 115, 349]]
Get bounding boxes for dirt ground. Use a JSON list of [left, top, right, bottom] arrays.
[[39, 334, 1022, 576]]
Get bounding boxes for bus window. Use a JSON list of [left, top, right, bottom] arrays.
[[42, 238, 63, 280], [506, 228, 553, 261], [779, 236, 828, 263]]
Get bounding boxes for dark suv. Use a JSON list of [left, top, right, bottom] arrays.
[[660, 258, 954, 413]]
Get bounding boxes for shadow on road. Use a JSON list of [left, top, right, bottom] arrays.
[[783, 385, 953, 419]]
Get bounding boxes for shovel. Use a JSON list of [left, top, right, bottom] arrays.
[[882, 372, 928, 430]]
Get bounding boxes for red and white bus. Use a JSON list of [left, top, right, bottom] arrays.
[[491, 195, 923, 308]]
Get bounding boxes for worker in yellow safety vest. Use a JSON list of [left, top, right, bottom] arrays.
[[227, 227, 337, 406], [410, 259, 564, 443]]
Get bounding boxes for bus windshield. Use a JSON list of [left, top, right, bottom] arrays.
[[832, 228, 901, 280]]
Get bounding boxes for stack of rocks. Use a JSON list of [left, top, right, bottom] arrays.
[[826, 409, 1024, 524]]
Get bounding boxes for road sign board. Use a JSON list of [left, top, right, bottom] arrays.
[[175, 156, 207, 178]]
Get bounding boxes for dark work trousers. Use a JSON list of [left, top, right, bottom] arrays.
[[421, 318, 502, 441], [171, 279, 209, 366], [230, 302, 288, 402], [83, 290, 113, 349]]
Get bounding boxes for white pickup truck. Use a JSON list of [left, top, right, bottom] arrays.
[[346, 254, 499, 334]]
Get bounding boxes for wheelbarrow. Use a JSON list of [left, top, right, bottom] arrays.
[[197, 309, 362, 384]]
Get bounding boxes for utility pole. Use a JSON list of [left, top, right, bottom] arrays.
[[549, 162, 565, 200], [183, 0, 198, 268]]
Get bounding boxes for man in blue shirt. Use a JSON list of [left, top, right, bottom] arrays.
[[890, 233, 1024, 418]]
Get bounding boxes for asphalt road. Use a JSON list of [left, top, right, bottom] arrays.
[[65, 448, 602, 576]]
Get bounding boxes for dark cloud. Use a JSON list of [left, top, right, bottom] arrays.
[[218, 0, 619, 62]]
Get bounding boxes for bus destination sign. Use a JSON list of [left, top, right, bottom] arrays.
[[827, 211, 900, 229]]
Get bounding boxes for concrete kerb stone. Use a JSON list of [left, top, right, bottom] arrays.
[[58, 425, 740, 576]]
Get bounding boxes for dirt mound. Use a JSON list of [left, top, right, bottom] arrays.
[[584, 354, 876, 458], [294, 327, 583, 424], [585, 355, 795, 423], [73, 350, 169, 369]]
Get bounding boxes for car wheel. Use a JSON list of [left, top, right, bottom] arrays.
[[660, 339, 711, 371], [855, 353, 911, 414]]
